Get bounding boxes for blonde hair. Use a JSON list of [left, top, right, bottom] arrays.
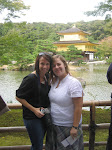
[[51, 55, 69, 82]]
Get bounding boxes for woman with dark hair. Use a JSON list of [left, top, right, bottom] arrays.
[[16, 52, 52, 150]]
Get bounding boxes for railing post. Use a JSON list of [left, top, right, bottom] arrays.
[[89, 102, 96, 150]]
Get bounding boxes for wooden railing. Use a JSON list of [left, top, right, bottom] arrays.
[[0, 100, 111, 150]]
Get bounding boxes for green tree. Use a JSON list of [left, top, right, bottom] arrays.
[[0, 24, 35, 68], [34, 40, 57, 57], [104, 20, 112, 35], [95, 36, 112, 59], [76, 20, 112, 41], [85, 0, 112, 20], [0, 0, 29, 21], [95, 47, 105, 60], [58, 45, 83, 65], [107, 54, 112, 63]]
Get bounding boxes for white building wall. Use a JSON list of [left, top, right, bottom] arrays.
[[60, 34, 80, 41], [89, 53, 94, 60], [85, 52, 94, 61]]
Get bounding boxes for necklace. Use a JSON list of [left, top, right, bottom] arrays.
[[40, 76, 45, 83]]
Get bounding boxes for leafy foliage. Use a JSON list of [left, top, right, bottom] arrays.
[[107, 55, 112, 63], [76, 20, 112, 41], [34, 40, 56, 55], [85, 0, 112, 20], [0, 0, 29, 21], [95, 36, 112, 60], [57, 45, 83, 65]]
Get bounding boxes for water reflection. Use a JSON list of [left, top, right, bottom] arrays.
[[0, 70, 31, 103], [0, 63, 112, 104], [70, 63, 112, 102]]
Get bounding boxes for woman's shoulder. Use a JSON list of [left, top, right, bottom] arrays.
[[23, 73, 37, 82], [66, 75, 82, 89], [28, 73, 37, 78], [66, 75, 83, 93], [67, 74, 80, 83]]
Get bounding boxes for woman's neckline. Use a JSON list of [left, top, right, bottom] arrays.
[[31, 71, 46, 84], [55, 74, 69, 88]]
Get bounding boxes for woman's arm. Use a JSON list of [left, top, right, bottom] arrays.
[[16, 97, 44, 118], [70, 96, 83, 138]]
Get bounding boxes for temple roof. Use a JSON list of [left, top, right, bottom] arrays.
[[57, 27, 90, 35], [54, 40, 98, 45]]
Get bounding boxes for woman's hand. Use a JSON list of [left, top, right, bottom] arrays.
[[16, 97, 45, 118], [70, 127, 78, 139], [33, 107, 45, 118]]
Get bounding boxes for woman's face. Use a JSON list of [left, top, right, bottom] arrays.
[[39, 57, 50, 76], [52, 58, 67, 78]]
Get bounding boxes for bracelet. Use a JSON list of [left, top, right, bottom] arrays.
[[72, 126, 78, 130]]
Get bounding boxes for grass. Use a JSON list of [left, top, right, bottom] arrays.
[[0, 132, 30, 146], [0, 108, 111, 149]]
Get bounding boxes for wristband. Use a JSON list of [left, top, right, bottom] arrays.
[[72, 126, 78, 130]]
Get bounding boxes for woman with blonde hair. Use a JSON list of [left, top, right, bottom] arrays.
[[48, 55, 84, 150]]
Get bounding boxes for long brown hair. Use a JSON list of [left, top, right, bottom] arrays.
[[35, 52, 52, 75]]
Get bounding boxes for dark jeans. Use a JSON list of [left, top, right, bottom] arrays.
[[24, 118, 45, 150]]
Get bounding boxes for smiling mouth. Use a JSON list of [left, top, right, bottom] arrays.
[[43, 69, 48, 72], [55, 70, 61, 74]]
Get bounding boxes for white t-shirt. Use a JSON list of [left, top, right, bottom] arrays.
[[49, 74, 83, 127]]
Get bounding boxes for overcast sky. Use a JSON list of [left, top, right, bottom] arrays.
[[1, 0, 106, 23]]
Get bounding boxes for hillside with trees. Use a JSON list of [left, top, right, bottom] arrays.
[[0, 20, 112, 69]]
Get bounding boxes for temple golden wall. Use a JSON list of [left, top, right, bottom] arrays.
[[55, 44, 97, 52]]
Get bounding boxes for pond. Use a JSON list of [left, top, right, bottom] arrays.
[[0, 63, 112, 104], [70, 63, 112, 102]]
